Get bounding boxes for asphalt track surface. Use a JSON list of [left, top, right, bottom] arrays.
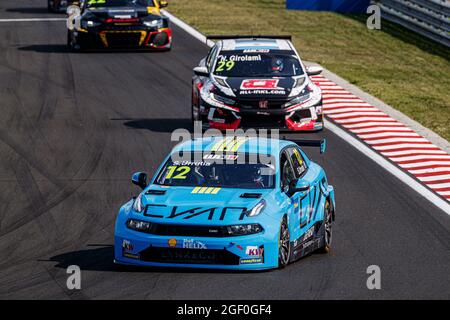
[[0, 0, 450, 300]]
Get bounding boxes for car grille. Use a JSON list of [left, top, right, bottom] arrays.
[[239, 99, 287, 110], [139, 247, 240, 265], [105, 32, 143, 47], [139, 223, 235, 237], [240, 114, 286, 129]]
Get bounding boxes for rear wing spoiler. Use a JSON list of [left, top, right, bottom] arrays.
[[206, 35, 292, 42], [289, 138, 327, 154]]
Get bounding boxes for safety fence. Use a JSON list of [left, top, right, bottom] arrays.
[[373, 0, 450, 47]]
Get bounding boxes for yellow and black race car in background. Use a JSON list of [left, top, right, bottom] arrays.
[[67, 0, 172, 51]]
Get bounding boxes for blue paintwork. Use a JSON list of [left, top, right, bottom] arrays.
[[114, 137, 335, 270]]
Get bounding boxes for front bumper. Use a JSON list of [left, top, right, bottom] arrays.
[[75, 27, 172, 50], [114, 224, 279, 270], [199, 100, 324, 132]]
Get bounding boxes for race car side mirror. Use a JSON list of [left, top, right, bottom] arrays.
[[288, 179, 310, 196], [132, 172, 148, 190], [193, 66, 209, 77], [306, 66, 323, 76], [159, 1, 168, 8]]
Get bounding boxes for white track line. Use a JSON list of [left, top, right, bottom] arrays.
[[0, 18, 66, 22], [162, 9, 450, 214]]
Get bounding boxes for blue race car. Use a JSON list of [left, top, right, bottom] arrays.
[[114, 136, 335, 270]]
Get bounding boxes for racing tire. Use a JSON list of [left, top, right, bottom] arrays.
[[67, 31, 82, 52], [191, 85, 201, 125], [317, 200, 332, 253], [278, 216, 290, 268]]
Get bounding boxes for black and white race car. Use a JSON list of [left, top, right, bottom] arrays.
[[192, 36, 324, 131]]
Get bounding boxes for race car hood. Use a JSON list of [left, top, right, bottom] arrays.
[[222, 76, 296, 100], [138, 185, 275, 225], [86, 5, 157, 19]]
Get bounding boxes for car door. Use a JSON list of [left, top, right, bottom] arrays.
[[284, 147, 316, 238], [279, 149, 299, 235]]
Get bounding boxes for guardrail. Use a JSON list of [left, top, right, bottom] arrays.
[[373, 0, 449, 47]]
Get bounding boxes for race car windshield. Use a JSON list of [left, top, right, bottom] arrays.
[[213, 51, 304, 77], [86, 0, 154, 8], [155, 153, 276, 189]]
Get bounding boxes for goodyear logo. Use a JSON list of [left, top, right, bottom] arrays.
[[191, 187, 221, 194], [240, 258, 263, 264]]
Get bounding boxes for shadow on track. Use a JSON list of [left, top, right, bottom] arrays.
[[118, 118, 193, 133], [6, 7, 56, 14], [46, 244, 269, 274], [18, 45, 171, 54], [18, 44, 69, 54]]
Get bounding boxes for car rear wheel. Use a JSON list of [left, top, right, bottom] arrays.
[[317, 200, 332, 253], [278, 216, 290, 268]]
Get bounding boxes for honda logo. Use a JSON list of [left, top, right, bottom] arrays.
[[259, 100, 268, 109]]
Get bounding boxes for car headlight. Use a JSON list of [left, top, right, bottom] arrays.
[[293, 77, 306, 88], [81, 20, 99, 28], [126, 219, 153, 232], [245, 200, 266, 217], [132, 193, 144, 213], [213, 94, 235, 106], [226, 224, 263, 236], [144, 19, 163, 28], [284, 92, 311, 108]]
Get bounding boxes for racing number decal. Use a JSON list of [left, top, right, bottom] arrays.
[[215, 60, 235, 72], [165, 166, 191, 180]]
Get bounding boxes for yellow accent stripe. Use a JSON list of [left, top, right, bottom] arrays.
[[230, 137, 249, 152], [211, 138, 226, 152], [191, 187, 221, 194], [212, 137, 249, 152], [198, 187, 208, 194], [211, 187, 221, 194], [204, 187, 214, 194], [212, 137, 232, 152]]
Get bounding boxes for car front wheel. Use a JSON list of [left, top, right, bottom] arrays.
[[317, 200, 332, 253], [278, 216, 290, 268]]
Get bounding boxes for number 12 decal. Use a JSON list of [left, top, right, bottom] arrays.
[[165, 166, 191, 179]]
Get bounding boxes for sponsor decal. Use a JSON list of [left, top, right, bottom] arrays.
[[144, 205, 248, 220], [123, 252, 139, 259], [240, 79, 280, 90], [240, 257, 263, 264], [240, 89, 286, 95], [168, 238, 177, 248], [243, 49, 270, 53], [203, 154, 239, 161], [183, 239, 207, 249], [122, 239, 133, 252], [245, 245, 264, 257]]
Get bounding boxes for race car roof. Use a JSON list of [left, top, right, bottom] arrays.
[[220, 38, 293, 51], [172, 137, 294, 155]]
